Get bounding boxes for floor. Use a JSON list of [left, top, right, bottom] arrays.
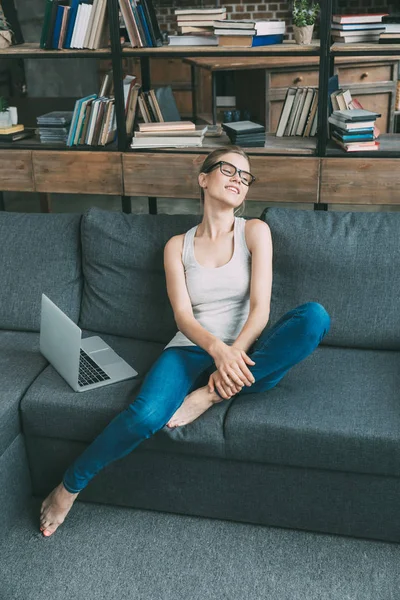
[[1, 498, 400, 600]]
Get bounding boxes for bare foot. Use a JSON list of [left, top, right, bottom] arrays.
[[40, 482, 79, 537], [166, 385, 222, 429]]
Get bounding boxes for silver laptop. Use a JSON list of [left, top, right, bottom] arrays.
[[39, 294, 138, 392]]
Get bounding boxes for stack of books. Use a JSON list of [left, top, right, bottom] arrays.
[[329, 109, 381, 152], [130, 121, 206, 148], [169, 8, 224, 45], [331, 13, 387, 43], [222, 121, 266, 147], [275, 87, 319, 137], [379, 14, 400, 44], [67, 94, 116, 147], [118, 0, 163, 48], [0, 125, 34, 143], [37, 111, 73, 144], [40, 0, 109, 50], [214, 19, 285, 47]]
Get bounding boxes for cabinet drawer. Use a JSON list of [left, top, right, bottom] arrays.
[[270, 69, 319, 88], [337, 64, 393, 84]]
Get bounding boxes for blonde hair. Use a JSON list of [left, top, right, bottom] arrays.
[[199, 145, 251, 217]]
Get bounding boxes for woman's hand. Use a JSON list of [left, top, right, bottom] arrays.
[[208, 370, 243, 400], [209, 341, 256, 390]]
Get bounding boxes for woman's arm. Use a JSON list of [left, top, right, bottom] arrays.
[[164, 235, 221, 353], [231, 219, 273, 353]]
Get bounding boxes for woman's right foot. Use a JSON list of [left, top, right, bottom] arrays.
[[40, 483, 79, 537]]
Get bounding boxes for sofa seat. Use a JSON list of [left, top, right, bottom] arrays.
[[0, 331, 47, 456], [20, 331, 232, 461], [225, 345, 400, 477]]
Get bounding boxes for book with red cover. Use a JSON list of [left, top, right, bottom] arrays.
[[332, 13, 388, 24]]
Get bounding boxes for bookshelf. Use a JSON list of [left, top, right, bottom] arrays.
[[0, 0, 399, 213]]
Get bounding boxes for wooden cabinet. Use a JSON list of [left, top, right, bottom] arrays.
[[0, 150, 34, 191]]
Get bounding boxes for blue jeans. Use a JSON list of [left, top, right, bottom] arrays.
[[63, 302, 330, 493]]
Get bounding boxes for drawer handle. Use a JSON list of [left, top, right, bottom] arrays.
[[293, 76, 303, 84], [361, 72, 369, 79]]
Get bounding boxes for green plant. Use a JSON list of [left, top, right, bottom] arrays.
[[292, 0, 320, 27], [0, 97, 9, 112], [0, 5, 10, 31]]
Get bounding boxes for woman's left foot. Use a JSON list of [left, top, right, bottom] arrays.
[[166, 386, 221, 428], [40, 483, 79, 537]]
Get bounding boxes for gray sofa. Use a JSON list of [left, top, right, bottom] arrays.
[[2, 206, 400, 544]]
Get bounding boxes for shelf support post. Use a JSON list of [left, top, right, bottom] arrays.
[[316, 0, 333, 157]]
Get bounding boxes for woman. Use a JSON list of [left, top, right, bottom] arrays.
[[40, 145, 330, 537]]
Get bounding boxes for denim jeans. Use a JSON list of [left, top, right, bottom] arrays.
[[63, 302, 330, 493]]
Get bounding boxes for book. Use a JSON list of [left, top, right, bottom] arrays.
[[148, 89, 164, 122], [58, 5, 70, 48], [296, 88, 315, 136], [65, 0, 80, 48], [328, 116, 376, 130], [215, 28, 256, 36], [134, 125, 206, 138], [0, 129, 34, 142], [304, 90, 319, 137], [222, 121, 265, 135], [331, 33, 382, 43], [218, 35, 254, 47], [175, 8, 226, 15], [252, 34, 284, 46], [331, 130, 375, 143], [137, 121, 195, 132], [0, 124, 24, 135], [332, 28, 385, 37], [126, 83, 141, 134], [154, 86, 181, 122], [213, 20, 256, 30], [67, 94, 97, 146], [331, 22, 389, 30], [168, 34, 218, 46], [332, 14, 388, 24], [180, 26, 214, 34], [177, 19, 225, 27], [331, 109, 381, 122], [119, 0, 140, 47], [142, 0, 163, 47], [276, 88, 296, 137], [333, 139, 380, 152]]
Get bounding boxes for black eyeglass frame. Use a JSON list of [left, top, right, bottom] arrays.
[[204, 161, 256, 187]]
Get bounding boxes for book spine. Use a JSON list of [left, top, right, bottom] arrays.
[[137, 1, 153, 47], [45, 0, 59, 49], [65, 0, 80, 48], [40, 0, 53, 49], [52, 5, 64, 49]]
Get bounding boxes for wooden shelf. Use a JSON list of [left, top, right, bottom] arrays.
[[331, 43, 400, 57], [122, 40, 320, 58], [0, 42, 112, 58]]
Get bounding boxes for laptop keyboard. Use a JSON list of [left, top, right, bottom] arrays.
[[78, 349, 110, 387]]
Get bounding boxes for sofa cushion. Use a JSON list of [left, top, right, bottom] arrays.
[[20, 331, 229, 459], [262, 208, 400, 350], [225, 345, 400, 477], [79, 208, 200, 343], [0, 212, 82, 332], [0, 331, 47, 457]]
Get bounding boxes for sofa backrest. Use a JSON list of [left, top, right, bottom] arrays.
[[261, 207, 400, 350], [79, 208, 200, 343], [0, 212, 83, 332]]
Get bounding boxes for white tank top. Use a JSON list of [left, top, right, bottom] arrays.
[[164, 217, 252, 350]]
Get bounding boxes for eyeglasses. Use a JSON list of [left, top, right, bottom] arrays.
[[205, 161, 256, 187]]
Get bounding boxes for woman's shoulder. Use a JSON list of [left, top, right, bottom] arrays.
[[243, 218, 272, 253]]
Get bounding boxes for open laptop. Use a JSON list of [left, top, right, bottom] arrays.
[[39, 294, 138, 392]]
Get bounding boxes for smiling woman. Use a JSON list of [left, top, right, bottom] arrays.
[[39, 145, 330, 539]]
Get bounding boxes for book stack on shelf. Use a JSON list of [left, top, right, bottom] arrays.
[[37, 111, 73, 144], [130, 121, 206, 148], [331, 13, 387, 43], [329, 109, 381, 152], [214, 19, 285, 48], [40, 0, 109, 50], [169, 8, 223, 46], [380, 14, 400, 44], [67, 93, 116, 147], [275, 87, 319, 138], [0, 124, 34, 142], [118, 0, 162, 48], [222, 121, 265, 147]]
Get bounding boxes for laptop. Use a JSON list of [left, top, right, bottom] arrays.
[[39, 294, 138, 392]]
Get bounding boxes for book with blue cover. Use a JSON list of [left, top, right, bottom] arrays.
[[251, 34, 283, 46]]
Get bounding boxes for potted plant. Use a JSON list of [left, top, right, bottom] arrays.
[[292, 0, 320, 45], [0, 5, 12, 49], [0, 96, 12, 128]]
